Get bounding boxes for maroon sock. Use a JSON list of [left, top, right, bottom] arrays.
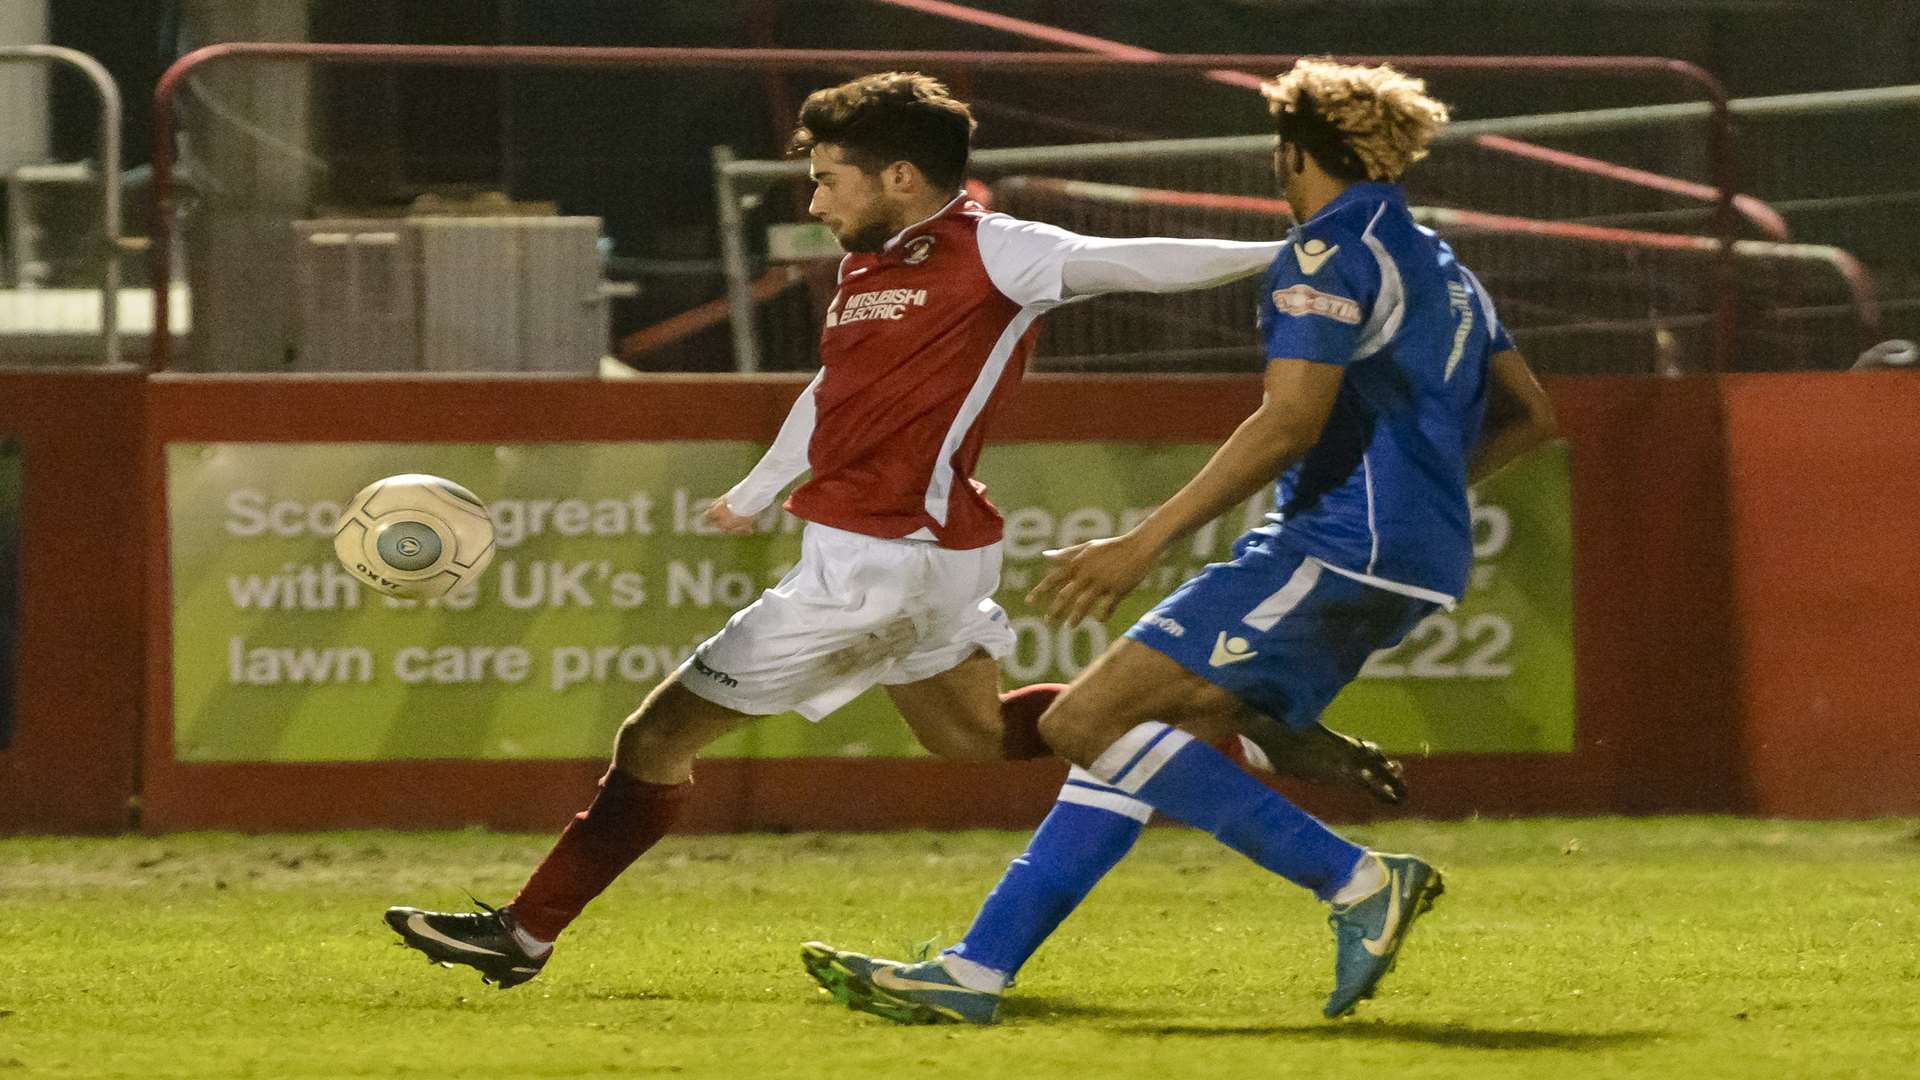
[[999, 682, 1067, 760], [506, 768, 691, 942], [1211, 733, 1251, 769]]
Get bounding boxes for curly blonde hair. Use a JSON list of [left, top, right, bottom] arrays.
[[1261, 59, 1450, 182]]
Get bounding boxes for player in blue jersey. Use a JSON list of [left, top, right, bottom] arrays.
[[800, 59, 1559, 1023]]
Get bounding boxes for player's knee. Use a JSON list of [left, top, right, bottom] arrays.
[[614, 693, 704, 764], [922, 728, 1000, 761], [908, 705, 1002, 761], [1036, 692, 1105, 766]]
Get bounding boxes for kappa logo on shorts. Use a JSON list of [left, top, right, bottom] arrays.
[[690, 655, 739, 688], [1209, 633, 1259, 667]]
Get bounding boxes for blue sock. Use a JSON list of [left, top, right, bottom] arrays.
[[1090, 722, 1364, 901], [944, 767, 1148, 979]]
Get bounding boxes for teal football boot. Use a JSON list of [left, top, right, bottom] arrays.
[[1323, 852, 1445, 1019], [801, 942, 1000, 1025]]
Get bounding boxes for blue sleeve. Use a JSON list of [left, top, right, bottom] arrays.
[[1488, 311, 1514, 354], [1257, 231, 1380, 366], [1460, 265, 1513, 353]]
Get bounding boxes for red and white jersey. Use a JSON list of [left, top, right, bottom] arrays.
[[723, 193, 1284, 550], [787, 195, 1033, 548]]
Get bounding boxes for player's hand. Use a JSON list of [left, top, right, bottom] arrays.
[[1026, 533, 1159, 627], [701, 495, 757, 534]]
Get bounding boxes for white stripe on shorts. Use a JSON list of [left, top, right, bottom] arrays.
[[1241, 557, 1324, 632]]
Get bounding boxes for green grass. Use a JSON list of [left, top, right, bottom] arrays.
[[2, 819, 1917, 1079]]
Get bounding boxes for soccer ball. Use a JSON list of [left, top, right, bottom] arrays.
[[332, 474, 496, 600]]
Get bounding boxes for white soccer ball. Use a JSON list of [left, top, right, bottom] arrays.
[[332, 473, 496, 600]]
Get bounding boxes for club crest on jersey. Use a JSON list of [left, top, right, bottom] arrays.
[[902, 235, 936, 265], [1271, 284, 1362, 325]]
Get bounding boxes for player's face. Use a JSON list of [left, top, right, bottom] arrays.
[[808, 145, 897, 253]]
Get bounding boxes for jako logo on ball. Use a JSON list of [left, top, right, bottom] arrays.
[[332, 474, 496, 600]]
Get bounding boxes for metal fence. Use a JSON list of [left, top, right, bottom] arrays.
[[1501, 85, 1920, 368], [992, 177, 1874, 376], [717, 120, 1783, 377], [715, 84, 1900, 375], [147, 45, 1736, 375], [0, 45, 124, 366]]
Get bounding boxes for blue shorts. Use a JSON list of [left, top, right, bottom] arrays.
[[1125, 532, 1436, 729]]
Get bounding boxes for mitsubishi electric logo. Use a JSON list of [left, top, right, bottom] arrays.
[[826, 287, 930, 327]]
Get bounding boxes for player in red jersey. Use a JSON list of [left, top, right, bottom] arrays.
[[384, 72, 1394, 988]]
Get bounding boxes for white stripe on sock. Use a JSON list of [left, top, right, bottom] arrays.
[[1113, 726, 1195, 794], [1087, 723, 1169, 785], [1065, 765, 1110, 786], [1056, 784, 1153, 823]]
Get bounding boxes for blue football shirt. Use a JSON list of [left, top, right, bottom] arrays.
[[1255, 182, 1513, 603]]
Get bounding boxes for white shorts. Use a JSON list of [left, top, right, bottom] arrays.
[[679, 523, 1016, 721]]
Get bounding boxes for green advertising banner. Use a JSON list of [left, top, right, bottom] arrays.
[[0, 439, 19, 751], [168, 441, 1572, 762]]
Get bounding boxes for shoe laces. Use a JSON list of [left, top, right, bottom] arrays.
[[460, 893, 511, 930]]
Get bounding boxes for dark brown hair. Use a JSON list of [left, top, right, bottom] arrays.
[[788, 72, 976, 190]]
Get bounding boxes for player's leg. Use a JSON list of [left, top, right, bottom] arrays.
[[387, 525, 921, 986], [883, 648, 1066, 761], [503, 677, 749, 940], [883, 648, 1004, 760], [1029, 561, 1445, 1019], [878, 538, 1068, 761], [815, 545, 1439, 1021], [385, 675, 748, 987], [803, 652, 1252, 1023]]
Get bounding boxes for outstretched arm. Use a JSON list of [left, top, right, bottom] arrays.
[[702, 370, 822, 533], [1468, 349, 1557, 485], [1055, 234, 1286, 298], [1028, 358, 1343, 625], [976, 215, 1282, 308]]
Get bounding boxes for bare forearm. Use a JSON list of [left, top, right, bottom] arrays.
[[1468, 415, 1554, 485], [1132, 410, 1306, 551], [1471, 349, 1556, 485]]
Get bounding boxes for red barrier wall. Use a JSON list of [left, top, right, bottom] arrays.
[[136, 375, 1254, 832], [134, 372, 1756, 832], [0, 367, 147, 834], [1721, 372, 1920, 817], [7, 368, 1913, 833]]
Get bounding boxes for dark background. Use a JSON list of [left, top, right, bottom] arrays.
[[47, 1, 1920, 175], [35, 1, 1920, 372]]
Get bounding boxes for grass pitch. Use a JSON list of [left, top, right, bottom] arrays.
[[2, 818, 1916, 1079]]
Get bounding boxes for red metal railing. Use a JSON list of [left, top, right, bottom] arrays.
[[150, 44, 1739, 371]]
